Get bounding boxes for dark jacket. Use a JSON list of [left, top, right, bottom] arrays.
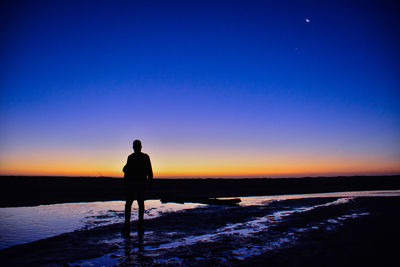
[[123, 152, 153, 181]]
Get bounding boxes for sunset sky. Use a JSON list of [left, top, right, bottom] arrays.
[[1, 0, 399, 177]]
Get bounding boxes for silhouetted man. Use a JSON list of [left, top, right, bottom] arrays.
[[123, 140, 153, 233]]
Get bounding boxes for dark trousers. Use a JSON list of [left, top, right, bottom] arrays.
[[124, 180, 146, 225]]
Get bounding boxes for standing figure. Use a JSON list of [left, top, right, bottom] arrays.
[[123, 140, 153, 233]]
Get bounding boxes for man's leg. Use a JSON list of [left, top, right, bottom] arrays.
[[138, 198, 144, 222], [137, 190, 145, 227], [125, 197, 134, 226]]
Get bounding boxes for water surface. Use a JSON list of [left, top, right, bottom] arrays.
[[0, 200, 205, 249], [0, 190, 399, 251]]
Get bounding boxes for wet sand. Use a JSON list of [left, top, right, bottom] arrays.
[[0, 196, 399, 266], [236, 197, 400, 266], [1, 175, 399, 207]]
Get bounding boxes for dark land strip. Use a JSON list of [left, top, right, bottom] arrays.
[[1, 175, 399, 207]]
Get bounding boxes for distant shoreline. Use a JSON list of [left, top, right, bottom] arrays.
[[1, 175, 399, 207], [2, 173, 400, 179]]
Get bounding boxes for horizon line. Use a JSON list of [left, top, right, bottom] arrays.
[[1, 172, 400, 179]]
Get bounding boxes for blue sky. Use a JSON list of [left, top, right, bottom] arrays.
[[1, 0, 399, 177]]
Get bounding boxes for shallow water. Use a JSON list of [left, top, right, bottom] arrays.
[[235, 189, 400, 206], [0, 200, 205, 249], [0, 190, 399, 251]]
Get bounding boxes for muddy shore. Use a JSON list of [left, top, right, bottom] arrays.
[[1, 175, 399, 207], [1, 196, 399, 266]]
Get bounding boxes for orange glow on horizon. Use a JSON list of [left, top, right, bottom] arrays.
[[1, 160, 399, 178], [1, 147, 399, 178]]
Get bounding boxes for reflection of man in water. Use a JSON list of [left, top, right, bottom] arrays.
[[123, 140, 153, 232]]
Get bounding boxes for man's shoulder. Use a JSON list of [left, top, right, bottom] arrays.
[[131, 152, 150, 159], [141, 152, 150, 159]]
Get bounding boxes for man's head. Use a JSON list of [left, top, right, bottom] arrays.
[[133, 140, 142, 152]]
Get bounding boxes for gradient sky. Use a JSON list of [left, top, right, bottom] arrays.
[[1, 0, 399, 177]]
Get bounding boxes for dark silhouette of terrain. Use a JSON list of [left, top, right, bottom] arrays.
[[1, 175, 399, 207]]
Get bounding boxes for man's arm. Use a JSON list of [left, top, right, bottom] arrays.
[[147, 155, 153, 181], [123, 156, 130, 176]]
